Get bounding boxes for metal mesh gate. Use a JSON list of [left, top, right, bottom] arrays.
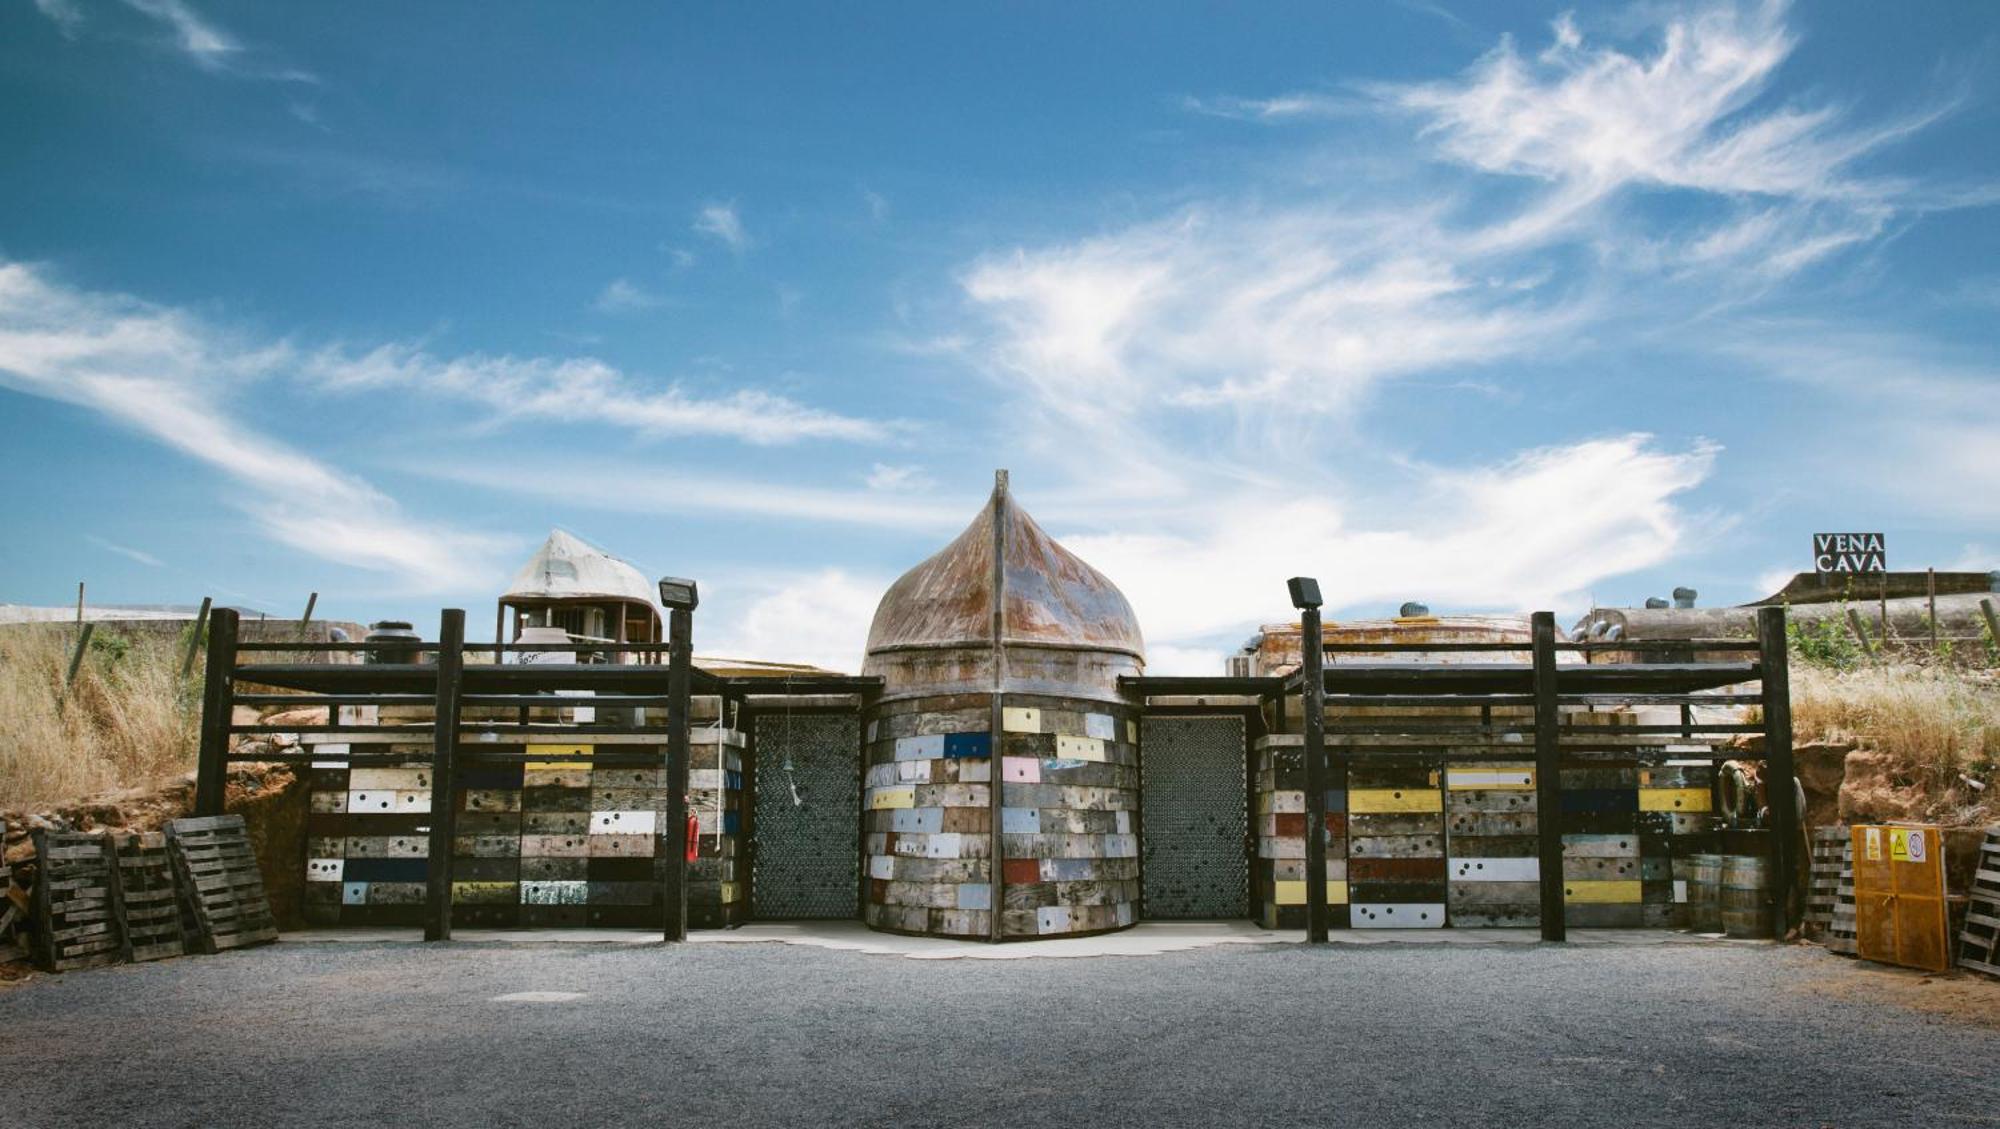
[[1140, 716, 1249, 919], [751, 714, 861, 919]]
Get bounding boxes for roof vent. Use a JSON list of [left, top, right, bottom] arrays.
[[1644, 597, 1669, 609], [1672, 586, 1698, 609], [1398, 601, 1430, 617]]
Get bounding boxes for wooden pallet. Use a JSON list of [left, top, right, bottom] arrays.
[[1957, 827, 2000, 979], [29, 830, 123, 972], [166, 815, 277, 953], [0, 819, 15, 940], [109, 832, 187, 963], [1806, 827, 1844, 938]]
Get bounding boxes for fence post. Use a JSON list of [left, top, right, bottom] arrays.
[[1300, 604, 1330, 942], [423, 609, 465, 942], [1757, 605, 1799, 937], [1532, 611, 1566, 942], [194, 608, 240, 816], [663, 603, 693, 942]]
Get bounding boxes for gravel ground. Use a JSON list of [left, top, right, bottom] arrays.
[[3, 940, 1997, 1128]]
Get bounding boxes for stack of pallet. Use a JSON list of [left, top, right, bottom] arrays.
[[29, 831, 122, 972], [1347, 757, 1445, 928], [1250, 735, 1308, 930], [303, 746, 433, 926], [686, 727, 749, 928], [1561, 761, 1645, 927], [1445, 760, 1540, 927], [1956, 827, 1999, 979], [1805, 827, 1850, 950], [108, 832, 187, 962], [166, 815, 278, 953]]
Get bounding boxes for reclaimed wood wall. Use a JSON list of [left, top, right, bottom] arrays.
[[1256, 710, 1729, 930], [862, 692, 1140, 938], [302, 712, 745, 928]]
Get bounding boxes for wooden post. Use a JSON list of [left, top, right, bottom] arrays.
[[1928, 568, 1940, 652], [193, 608, 240, 816], [663, 604, 693, 942], [1532, 611, 1565, 943], [298, 592, 318, 638], [1980, 598, 2000, 657], [1758, 605, 1799, 937], [61, 623, 95, 698], [1844, 606, 1875, 660], [423, 609, 466, 942], [1301, 605, 1330, 942], [180, 596, 212, 679]]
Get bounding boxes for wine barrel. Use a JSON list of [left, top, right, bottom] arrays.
[[1720, 854, 1774, 938], [1684, 853, 1724, 932]]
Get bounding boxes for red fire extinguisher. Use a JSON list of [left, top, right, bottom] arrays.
[[685, 813, 699, 861]]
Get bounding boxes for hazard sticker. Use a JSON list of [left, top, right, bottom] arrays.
[[1864, 827, 1882, 861], [1905, 828, 1927, 863]]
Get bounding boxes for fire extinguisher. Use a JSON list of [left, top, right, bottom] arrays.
[[685, 812, 699, 861]]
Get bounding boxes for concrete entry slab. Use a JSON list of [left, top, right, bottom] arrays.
[[279, 920, 1762, 957]]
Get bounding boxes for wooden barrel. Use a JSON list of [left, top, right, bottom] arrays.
[[1720, 854, 1774, 938], [1685, 853, 1723, 932]]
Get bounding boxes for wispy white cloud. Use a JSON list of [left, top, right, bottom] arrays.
[[0, 262, 502, 592], [32, 0, 84, 37], [594, 277, 665, 313], [693, 201, 750, 252], [704, 569, 885, 673], [1180, 92, 1361, 122], [865, 463, 930, 492], [306, 344, 894, 446], [1056, 435, 1718, 671], [415, 460, 965, 533], [862, 188, 891, 223], [87, 535, 164, 568], [89, 0, 320, 82]]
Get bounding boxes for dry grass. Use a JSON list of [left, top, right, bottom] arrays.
[[1791, 659, 2000, 822], [0, 624, 199, 809]]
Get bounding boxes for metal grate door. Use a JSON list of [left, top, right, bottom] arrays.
[[751, 714, 861, 919], [1140, 716, 1249, 919]]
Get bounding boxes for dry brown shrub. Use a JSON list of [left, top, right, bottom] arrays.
[[1792, 660, 2000, 824], [0, 624, 198, 808]]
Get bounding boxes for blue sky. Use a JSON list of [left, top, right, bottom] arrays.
[[2, 0, 1996, 672]]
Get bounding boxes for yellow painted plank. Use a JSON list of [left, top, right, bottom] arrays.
[[869, 786, 916, 810], [1275, 880, 1348, 906], [1564, 880, 1642, 904], [1638, 788, 1712, 812], [525, 761, 591, 771], [1349, 788, 1442, 814], [1002, 707, 1041, 733], [1056, 735, 1107, 762]]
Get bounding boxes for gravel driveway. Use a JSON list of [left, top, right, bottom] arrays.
[[3, 939, 1995, 1128]]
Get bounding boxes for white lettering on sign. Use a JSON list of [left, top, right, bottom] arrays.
[[1813, 532, 1886, 575]]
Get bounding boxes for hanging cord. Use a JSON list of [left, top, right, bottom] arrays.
[[783, 679, 805, 808]]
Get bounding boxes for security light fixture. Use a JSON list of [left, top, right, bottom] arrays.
[[657, 577, 699, 611], [1287, 576, 1322, 611]]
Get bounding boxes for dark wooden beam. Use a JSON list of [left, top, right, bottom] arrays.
[[193, 608, 240, 816], [422, 609, 465, 943], [1301, 605, 1330, 943], [663, 604, 693, 942], [1532, 611, 1566, 943], [1757, 605, 1799, 937]]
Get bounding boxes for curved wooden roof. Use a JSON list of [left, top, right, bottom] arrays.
[[862, 472, 1144, 660]]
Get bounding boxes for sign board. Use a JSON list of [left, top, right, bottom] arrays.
[[1814, 533, 1885, 575]]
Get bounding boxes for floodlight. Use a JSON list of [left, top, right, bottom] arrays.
[[1287, 577, 1322, 611], [657, 577, 700, 611]]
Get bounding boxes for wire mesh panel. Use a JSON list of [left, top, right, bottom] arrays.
[[752, 714, 862, 919], [1141, 716, 1249, 919]]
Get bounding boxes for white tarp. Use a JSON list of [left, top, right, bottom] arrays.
[[502, 529, 659, 609]]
